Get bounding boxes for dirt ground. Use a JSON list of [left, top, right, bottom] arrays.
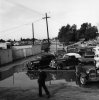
[[0, 82, 99, 100]]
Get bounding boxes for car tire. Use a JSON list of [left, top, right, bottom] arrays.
[[76, 76, 80, 85], [79, 74, 87, 86]]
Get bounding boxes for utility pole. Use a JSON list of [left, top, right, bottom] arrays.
[[32, 23, 34, 45], [56, 37, 58, 54], [42, 13, 50, 44]]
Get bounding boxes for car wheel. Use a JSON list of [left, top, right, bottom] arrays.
[[79, 74, 87, 85], [34, 65, 38, 70], [49, 60, 56, 69]]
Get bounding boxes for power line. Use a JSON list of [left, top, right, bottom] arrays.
[[0, 0, 45, 32], [0, 23, 30, 33], [0, 18, 43, 33], [7, 0, 44, 16]]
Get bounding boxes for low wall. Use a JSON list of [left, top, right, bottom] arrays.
[[32, 45, 41, 55], [12, 49, 24, 60], [0, 45, 41, 66], [0, 49, 13, 65], [12, 45, 41, 61]]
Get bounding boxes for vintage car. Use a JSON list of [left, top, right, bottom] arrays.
[[78, 46, 95, 57], [49, 54, 80, 70], [26, 53, 55, 70], [75, 47, 99, 86], [76, 59, 99, 86]]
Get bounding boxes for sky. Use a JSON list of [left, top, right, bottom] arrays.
[[0, 0, 99, 40]]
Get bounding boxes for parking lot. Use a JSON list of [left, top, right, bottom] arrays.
[[0, 44, 99, 100]]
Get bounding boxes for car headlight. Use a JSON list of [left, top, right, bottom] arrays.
[[50, 60, 56, 68], [86, 70, 90, 74], [87, 69, 96, 75]]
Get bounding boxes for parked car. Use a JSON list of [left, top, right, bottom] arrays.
[[26, 53, 55, 70], [49, 55, 80, 70], [76, 59, 99, 86], [54, 49, 66, 58], [77, 46, 95, 66], [78, 46, 95, 57]]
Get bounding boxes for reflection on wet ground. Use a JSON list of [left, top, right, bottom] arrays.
[[0, 63, 76, 88], [0, 63, 99, 89], [83, 82, 99, 89]]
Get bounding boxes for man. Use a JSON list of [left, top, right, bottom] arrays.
[[38, 69, 50, 98]]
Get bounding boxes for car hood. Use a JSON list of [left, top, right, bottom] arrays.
[[54, 58, 65, 62], [31, 58, 40, 63], [83, 65, 96, 71], [79, 57, 94, 62]]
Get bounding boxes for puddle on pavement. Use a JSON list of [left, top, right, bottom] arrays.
[[0, 63, 77, 88]]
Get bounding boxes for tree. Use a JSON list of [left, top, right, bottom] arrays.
[[58, 24, 78, 44], [71, 24, 78, 42], [58, 22, 98, 44], [79, 22, 89, 39], [0, 39, 5, 42], [79, 23, 98, 40], [58, 24, 71, 43], [85, 26, 98, 40]]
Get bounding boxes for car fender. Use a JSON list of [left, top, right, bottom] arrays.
[[80, 73, 87, 78]]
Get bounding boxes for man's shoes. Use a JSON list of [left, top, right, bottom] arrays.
[[47, 94, 51, 98], [38, 95, 43, 97], [39, 94, 51, 98]]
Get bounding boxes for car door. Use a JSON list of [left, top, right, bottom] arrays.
[[43, 55, 53, 66]]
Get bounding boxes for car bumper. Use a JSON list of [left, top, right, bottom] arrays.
[[89, 75, 99, 82]]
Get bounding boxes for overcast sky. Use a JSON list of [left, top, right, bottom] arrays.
[[0, 0, 99, 40]]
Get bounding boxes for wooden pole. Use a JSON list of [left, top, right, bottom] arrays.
[[32, 23, 34, 45]]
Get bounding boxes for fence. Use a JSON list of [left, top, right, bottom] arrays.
[[0, 49, 13, 65], [12, 45, 41, 60], [0, 45, 41, 66]]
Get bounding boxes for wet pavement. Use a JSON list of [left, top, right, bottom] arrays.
[[0, 53, 99, 100], [0, 62, 99, 89], [1, 63, 99, 100], [0, 62, 76, 88]]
